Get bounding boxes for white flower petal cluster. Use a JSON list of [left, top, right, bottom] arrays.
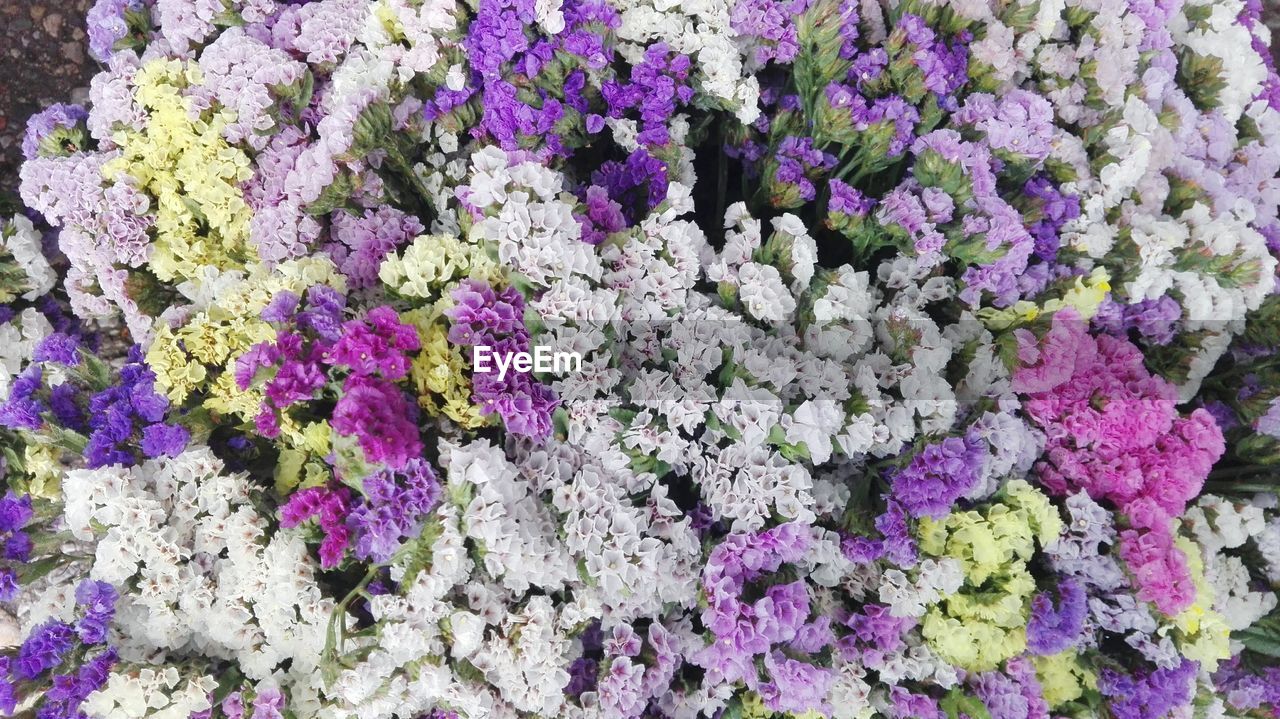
[[62, 448, 333, 684]]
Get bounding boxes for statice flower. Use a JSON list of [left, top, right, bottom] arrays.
[[445, 280, 558, 438], [21, 104, 90, 162], [84, 348, 189, 467], [1098, 658, 1198, 719], [347, 459, 442, 563], [889, 434, 988, 519], [1026, 578, 1087, 654], [85, 0, 146, 62], [6, 0, 1280, 715], [1018, 310, 1225, 614], [281, 485, 354, 568]]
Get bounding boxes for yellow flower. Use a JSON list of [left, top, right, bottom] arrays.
[[105, 59, 255, 284], [1057, 267, 1110, 320], [403, 307, 490, 429], [1164, 535, 1231, 670], [151, 257, 346, 426], [977, 268, 1111, 329], [1033, 652, 1095, 708], [918, 481, 1061, 671], [381, 233, 502, 300], [739, 692, 769, 719], [977, 301, 1041, 330], [147, 324, 209, 404], [21, 444, 62, 500]]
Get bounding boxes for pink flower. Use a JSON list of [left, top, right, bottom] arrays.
[[330, 376, 422, 470], [1018, 320, 1224, 616]]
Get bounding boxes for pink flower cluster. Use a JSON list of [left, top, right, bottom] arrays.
[[1014, 310, 1225, 615], [238, 291, 424, 471], [280, 485, 353, 568]]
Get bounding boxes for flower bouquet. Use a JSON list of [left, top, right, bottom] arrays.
[[3, 0, 1280, 716]]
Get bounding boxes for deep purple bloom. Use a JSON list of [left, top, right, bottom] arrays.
[[74, 580, 118, 645], [281, 486, 352, 569], [330, 377, 422, 471], [1099, 658, 1198, 719], [32, 333, 80, 366], [140, 423, 190, 459], [261, 291, 301, 324], [15, 621, 75, 680], [0, 366, 45, 430], [0, 493, 34, 533], [347, 459, 442, 563], [325, 306, 421, 380], [0, 568, 19, 602]]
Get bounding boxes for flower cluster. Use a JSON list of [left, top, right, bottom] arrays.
[[3, 0, 1280, 716]]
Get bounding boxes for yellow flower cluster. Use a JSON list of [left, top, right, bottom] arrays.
[[147, 258, 346, 443], [1032, 651, 1095, 708], [274, 424, 336, 493], [380, 234, 506, 427], [104, 59, 254, 283], [978, 267, 1111, 330], [17, 443, 63, 500], [734, 691, 832, 719], [402, 307, 489, 429], [379, 233, 502, 300], [918, 480, 1064, 671], [1162, 535, 1231, 670]]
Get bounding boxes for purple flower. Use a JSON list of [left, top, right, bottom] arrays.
[[0, 493, 33, 533], [38, 646, 118, 719], [74, 580, 117, 645], [886, 687, 944, 719], [140, 423, 190, 459], [0, 366, 45, 431], [828, 179, 875, 216], [1099, 658, 1198, 719], [973, 656, 1050, 719], [0, 568, 19, 602], [1027, 578, 1087, 654], [298, 286, 348, 342], [445, 280, 558, 439], [32, 333, 80, 366], [21, 104, 88, 161], [757, 651, 833, 714], [16, 621, 75, 680], [251, 685, 286, 719], [83, 351, 180, 468], [281, 486, 352, 569], [347, 459, 442, 563], [889, 434, 988, 519], [578, 185, 627, 245], [49, 383, 87, 432], [86, 0, 145, 61], [1022, 175, 1081, 261], [327, 207, 424, 289], [331, 377, 422, 471], [754, 581, 809, 644], [590, 149, 669, 224], [325, 306, 421, 380], [264, 358, 326, 407], [260, 291, 301, 324], [564, 657, 598, 697]]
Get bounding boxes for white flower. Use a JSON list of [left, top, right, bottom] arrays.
[[737, 262, 796, 322], [781, 400, 845, 465]]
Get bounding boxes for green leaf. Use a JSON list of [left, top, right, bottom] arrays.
[[1235, 612, 1280, 658], [941, 689, 993, 719]]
